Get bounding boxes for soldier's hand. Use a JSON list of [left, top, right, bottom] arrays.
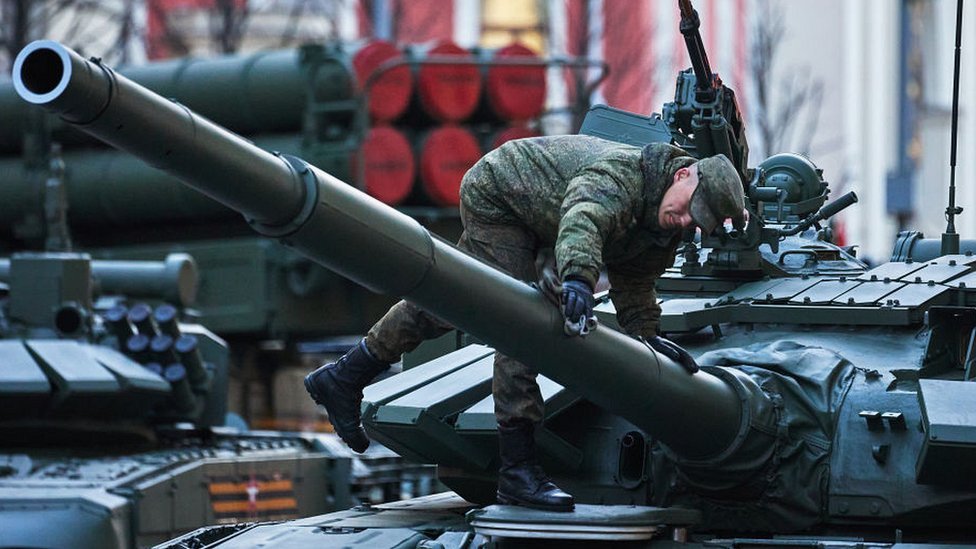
[[561, 277, 595, 327], [647, 335, 699, 373]]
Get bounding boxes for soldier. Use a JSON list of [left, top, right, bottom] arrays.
[[305, 135, 746, 512]]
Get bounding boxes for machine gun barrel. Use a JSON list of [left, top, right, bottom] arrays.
[[13, 40, 750, 460], [678, 0, 716, 98]]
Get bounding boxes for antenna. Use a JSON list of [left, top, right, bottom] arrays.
[[942, 0, 965, 255]]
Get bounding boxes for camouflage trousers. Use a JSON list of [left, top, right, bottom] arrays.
[[365, 168, 545, 423]]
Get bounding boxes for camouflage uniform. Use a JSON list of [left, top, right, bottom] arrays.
[[366, 136, 694, 423]]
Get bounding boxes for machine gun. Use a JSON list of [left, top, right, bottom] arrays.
[[665, 0, 750, 181], [580, 0, 749, 183]]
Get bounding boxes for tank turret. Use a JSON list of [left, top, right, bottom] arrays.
[[13, 36, 976, 547], [0, 251, 225, 423]]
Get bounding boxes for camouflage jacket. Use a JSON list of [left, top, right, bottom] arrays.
[[460, 136, 694, 337]]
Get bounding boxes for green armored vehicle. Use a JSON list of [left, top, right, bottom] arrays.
[[11, 1, 976, 545], [0, 252, 364, 548]]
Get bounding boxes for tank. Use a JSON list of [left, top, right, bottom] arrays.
[[12, 7, 976, 547], [0, 251, 377, 548]]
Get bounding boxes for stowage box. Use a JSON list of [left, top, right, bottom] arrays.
[[916, 379, 976, 487]]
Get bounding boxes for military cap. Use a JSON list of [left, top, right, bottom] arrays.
[[690, 154, 746, 234]]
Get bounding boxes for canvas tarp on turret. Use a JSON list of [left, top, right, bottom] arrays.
[[652, 340, 857, 531]]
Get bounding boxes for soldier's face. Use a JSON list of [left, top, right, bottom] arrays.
[[658, 167, 698, 230]]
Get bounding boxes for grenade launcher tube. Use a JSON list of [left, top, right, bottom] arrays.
[[15, 40, 748, 461]]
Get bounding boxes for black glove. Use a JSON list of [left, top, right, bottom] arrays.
[[561, 277, 595, 324], [647, 335, 699, 373]]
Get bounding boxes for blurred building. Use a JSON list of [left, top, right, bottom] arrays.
[[772, 1, 976, 264]]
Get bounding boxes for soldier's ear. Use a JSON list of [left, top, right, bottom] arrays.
[[674, 166, 691, 183]]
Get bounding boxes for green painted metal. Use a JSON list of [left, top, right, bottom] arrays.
[[6, 252, 91, 328], [917, 380, 976, 485], [757, 153, 828, 220], [577, 104, 673, 146], [372, 356, 495, 469], [0, 253, 198, 307], [88, 254, 198, 306], [0, 340, 51, 397], [363, 344, 494, 417], [455, 375, 575, 432]]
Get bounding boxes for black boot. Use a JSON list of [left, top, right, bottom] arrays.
[[496, 419, 575, 512], [304, 339, 390, 453]]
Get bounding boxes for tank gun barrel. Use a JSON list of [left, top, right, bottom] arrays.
[[678, 0, 716, 99], [13, 40, 749, 460]]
